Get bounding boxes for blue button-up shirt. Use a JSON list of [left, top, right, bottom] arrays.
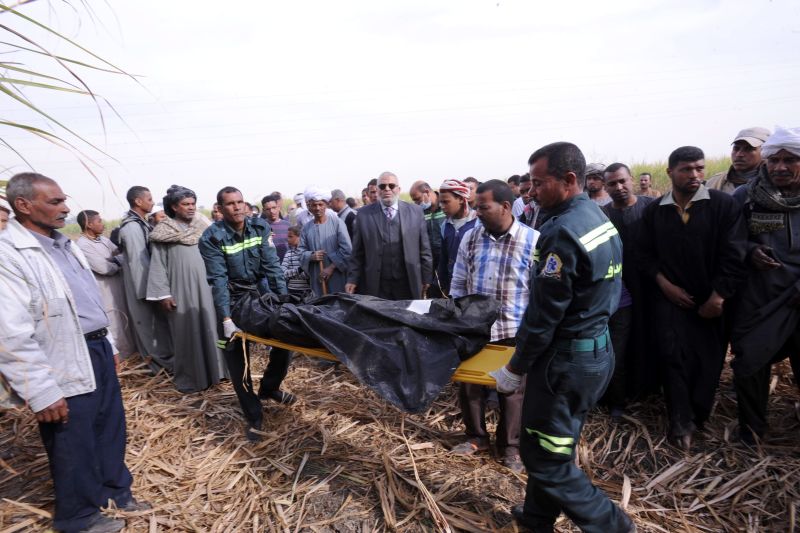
[[33, 231, 109, 334]]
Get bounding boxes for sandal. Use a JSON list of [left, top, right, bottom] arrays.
[[451, 440, 489, 455]]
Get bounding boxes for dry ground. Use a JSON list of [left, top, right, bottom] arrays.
[[1, 348, 798, 532]]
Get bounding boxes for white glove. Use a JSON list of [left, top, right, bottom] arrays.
[[489, 365, 522, 394], [223, 318, 241, 339]]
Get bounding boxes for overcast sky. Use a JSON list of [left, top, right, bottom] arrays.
[[2, 0, 799, 216]]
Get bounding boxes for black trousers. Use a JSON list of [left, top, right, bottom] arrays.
[[655, 301, 727, 437], [735, 339, 800, 438], [39, 338, 133, 533], [223, 338, 291, 426], [519, 338, 630, 532], [604, 306, 632, 409]]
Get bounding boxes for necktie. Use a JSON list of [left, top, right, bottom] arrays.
[[385, 206, 394, 220]]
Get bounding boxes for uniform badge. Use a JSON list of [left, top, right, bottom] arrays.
[[540, 253, 563, 280]]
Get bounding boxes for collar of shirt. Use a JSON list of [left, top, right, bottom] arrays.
[[659, 184, 710, 206], [478, 218, 521, 242], [31, 229, 71, 251], [446, 208, 477, 225]]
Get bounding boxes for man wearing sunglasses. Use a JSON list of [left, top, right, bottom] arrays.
[[346, 171, 432, 300]]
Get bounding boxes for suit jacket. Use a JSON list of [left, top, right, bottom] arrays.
[[347, 200, 433, 299]]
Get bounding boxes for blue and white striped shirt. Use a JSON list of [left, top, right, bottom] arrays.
[[450, 220, 539, 342]]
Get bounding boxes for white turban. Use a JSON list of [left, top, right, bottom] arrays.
[[761, 126, 800, 158], [304, 185, 332, 203]]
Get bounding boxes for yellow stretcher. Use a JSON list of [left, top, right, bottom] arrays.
[[238, 332, 511, 386]]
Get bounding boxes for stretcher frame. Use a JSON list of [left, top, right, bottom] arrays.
[[237, 332, 511, 386]]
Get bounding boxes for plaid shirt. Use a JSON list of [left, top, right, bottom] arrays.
[[450, 220, 539, 341]]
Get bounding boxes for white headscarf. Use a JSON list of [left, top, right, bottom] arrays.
[[304, 186, 332, 203], [761, 126, 800, 158]]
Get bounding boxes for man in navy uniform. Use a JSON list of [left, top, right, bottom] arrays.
[[490, 142, 634, 532]]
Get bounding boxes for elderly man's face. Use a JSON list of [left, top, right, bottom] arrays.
[[17, 180, 70, 233], [87, 215, 105, 235], [378, 175, 400, 207], [329, 196, 345, 213], [585, 173, 604, 193], [731, 140, 762, 173], [308, 199, 328, 220], [173, 197, 196, 223], [766, 149, 800, 190]]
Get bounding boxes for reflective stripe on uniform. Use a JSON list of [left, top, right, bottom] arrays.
[[526, 428, 575, 455], [578, 221, 619, 252], [221, 236, 263, 255]]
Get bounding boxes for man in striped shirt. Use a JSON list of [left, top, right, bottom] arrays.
[[450, 180, 539, 473]]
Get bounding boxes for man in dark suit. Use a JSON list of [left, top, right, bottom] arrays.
[[345, 171, 433, 300]]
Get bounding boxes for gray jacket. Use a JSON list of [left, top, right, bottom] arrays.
[[0, 219, 110, 411], [346, 200, 433, 299]]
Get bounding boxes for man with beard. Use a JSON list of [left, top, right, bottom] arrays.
[[602, 163, 656, 417], [585, 163, 611, 206], [345, 172, 432, 300], [637, 146, 748, 449], [730, 126, 800, 444], [707, 127, 771, 194], [147, 186, 227, 393]]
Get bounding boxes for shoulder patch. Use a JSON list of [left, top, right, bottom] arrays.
[[540, 253, 563, 279]]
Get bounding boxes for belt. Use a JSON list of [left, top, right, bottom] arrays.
[[84, 328, 108, 341], [553, 329, 609, 352]]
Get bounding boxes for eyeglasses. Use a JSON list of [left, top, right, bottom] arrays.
[[378, 183, 397, 190]]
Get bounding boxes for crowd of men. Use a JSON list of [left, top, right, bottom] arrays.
[[1, 125, 799, 532]]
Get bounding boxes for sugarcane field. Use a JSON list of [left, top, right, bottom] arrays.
[[2, 348, 799, 532], [2, 1, 800, 532]]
